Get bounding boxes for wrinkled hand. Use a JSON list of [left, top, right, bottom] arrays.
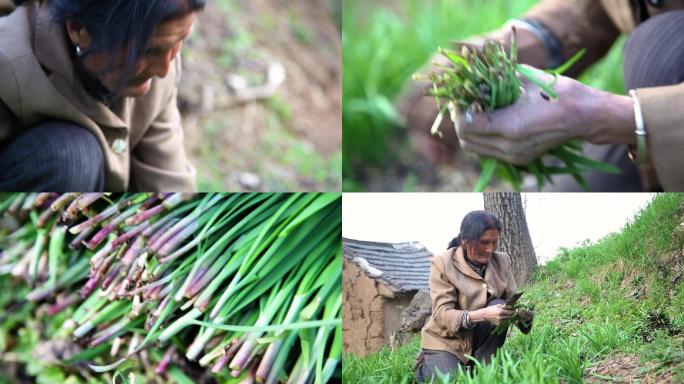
[[476, 304, 515, 326], [455, 65, 598, 165]]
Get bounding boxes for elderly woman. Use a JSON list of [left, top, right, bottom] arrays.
[[0, 0, 204, 191], [415, 210, 534, 381]]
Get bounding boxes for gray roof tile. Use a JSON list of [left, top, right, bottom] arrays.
[[342, 237, 432, 293]]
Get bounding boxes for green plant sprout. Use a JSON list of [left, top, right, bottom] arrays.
[[414, 28, 621, 191]]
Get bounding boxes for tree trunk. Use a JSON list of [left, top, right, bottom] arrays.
[[483, 192, 537, 286]]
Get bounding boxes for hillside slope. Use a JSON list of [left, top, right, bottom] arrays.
[[343, 193, 684, 383]]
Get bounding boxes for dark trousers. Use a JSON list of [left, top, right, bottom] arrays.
[[0, 120, 105, 191], [544, 10, 684, 192], [415, 298, 508, 382]]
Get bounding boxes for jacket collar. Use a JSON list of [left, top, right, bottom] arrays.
[[451, 246, 486, 281], [32, 1, 127, 130]]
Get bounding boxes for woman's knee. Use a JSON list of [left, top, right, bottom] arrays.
[[0, 120, 104, 191], [624, 10, 684, 89], [416, 350, 465, 382]]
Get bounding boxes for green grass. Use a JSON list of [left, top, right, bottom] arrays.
[[342, 0, 627, 191], [343, 193, 684, 383]]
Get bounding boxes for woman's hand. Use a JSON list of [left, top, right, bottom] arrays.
[[516, 309, 535, 323], [454, 65, 636, 165], [470, 304, 514, 326]]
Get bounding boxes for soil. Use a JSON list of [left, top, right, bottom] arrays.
[[178, 0, 341, 191], [584, 352, 683, 384]]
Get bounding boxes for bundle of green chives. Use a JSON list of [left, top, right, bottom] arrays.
[[0, 192, 341, 383], [493, 301, 535, 336], [413, 28, 620, 191]]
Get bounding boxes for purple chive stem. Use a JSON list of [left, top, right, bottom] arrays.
[[85, 205, 140, 250], [112, 222, 150, 248], [0, 192, 342, 381], [155, 346, 175, 374]]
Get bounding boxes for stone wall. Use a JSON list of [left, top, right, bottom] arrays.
[[383, 295, 413, 343]]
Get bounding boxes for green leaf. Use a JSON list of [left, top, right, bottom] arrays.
[[473, 158, 498, 192], [553, 146, 621, 174], [571, 154, 622, 174], [112, 369, 131, 384], [516, 64, 558, 99], [505, 163, 523, 191], [63, 343, 110, 364], [63, 376, 82, 384], [26, 358, 46, 377], [87, 358, 131, 373], [168, 366, 195, 384], [37, 366, 65, 384], [187, 318, 341, 332], [571, 173, 591, 192], [549, 48, 587, 75], [0, 328, 6, 352], [439, 47, 470, 69], [528, 160, 545, 191]]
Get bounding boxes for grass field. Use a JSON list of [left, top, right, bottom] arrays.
[[343, 193, 684, 383], [342, 0, 626, 191]]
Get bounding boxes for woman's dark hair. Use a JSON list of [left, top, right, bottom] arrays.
[[15, 0, 205, 81], [448, 210, 502, 249]]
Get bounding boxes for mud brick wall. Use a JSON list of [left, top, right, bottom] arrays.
[[343, 259, 412, 356]]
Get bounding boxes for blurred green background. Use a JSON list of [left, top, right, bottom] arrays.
[[342, 0, 626, 191]]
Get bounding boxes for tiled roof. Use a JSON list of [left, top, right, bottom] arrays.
[[343, 237, 432, 293]]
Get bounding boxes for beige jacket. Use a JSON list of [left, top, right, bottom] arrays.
[[0, 1, 197, 191], [522, 0, 684, 190], [421, 247, 519, 361]]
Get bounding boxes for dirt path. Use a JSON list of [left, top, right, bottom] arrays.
[[179, 0, 341, 191]]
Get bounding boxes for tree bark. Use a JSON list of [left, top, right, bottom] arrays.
[[483, 193, 537, 286]]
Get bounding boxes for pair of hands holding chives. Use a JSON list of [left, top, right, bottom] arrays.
[[470, 303, 535, 326], [454, 64, 637, 166]]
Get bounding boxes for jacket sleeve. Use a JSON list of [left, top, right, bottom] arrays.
[[465, 1, 618, 77], [129, 62, 197, 192], [492, 0, 620, 76], [636, 83, 684, 191], [523, 0, 620, 76], [429, 256, 464, 334]]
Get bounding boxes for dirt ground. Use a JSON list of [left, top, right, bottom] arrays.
[[179, 0, 341, 191], [584, 350, 684, 383]]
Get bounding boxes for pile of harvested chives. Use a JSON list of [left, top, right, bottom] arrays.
[[414, 28, 620, 191], [0, 192, 341, 383]]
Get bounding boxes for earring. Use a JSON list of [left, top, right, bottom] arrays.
[[75, 45, 82, 57]]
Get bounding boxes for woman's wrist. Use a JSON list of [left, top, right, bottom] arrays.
[[468, 308, 485, 324], [583, 89, 637, 146]]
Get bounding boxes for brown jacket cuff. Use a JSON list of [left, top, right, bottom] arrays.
[[635, 83, 684, 191]]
